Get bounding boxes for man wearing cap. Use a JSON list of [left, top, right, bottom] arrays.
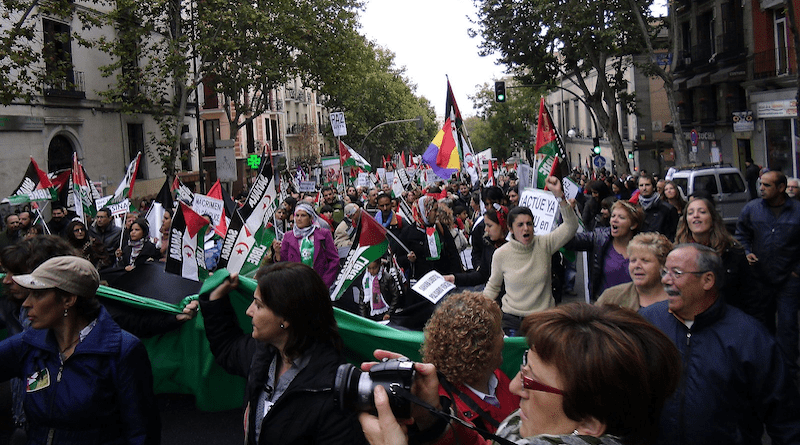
[[0, 256, 161, 444]]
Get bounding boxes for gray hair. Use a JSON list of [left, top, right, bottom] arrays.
[[672, 243, 724, 290]]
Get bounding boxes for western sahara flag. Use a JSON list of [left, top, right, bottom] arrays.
[[2, 157, 58, 205], [534, 97, 570, 188], [166, 203, 209, 281], [217, 155, 278, 275], [110, 152, 141, 205], [330, 212, 389, 301]]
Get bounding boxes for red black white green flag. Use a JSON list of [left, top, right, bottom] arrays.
[[109, 152, 141, 206], [331, 212, 389, 301], [217, 154, 279, 275], [534, 97, 570, 188], [2, 157, 58, 205], [70, 153, 98, 223], [339, 140, 371, 171], [165, 203, 210, 282]]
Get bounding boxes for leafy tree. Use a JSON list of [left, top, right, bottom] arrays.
[[320, 39, 438, 167], [1, 0, 102, 105], [472, 0, 655, 175], [624, 0, 689, 166], [92, 0, 363, 177]]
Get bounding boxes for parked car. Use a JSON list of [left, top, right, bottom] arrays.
[[668, 164, 750, 226]]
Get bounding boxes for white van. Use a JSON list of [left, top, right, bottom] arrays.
[[669, 165, 750, 226]]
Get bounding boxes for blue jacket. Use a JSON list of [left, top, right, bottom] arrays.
[[735, 196, 800, 285], [640, 299, 800, 445], [0, 307, 160, 445]]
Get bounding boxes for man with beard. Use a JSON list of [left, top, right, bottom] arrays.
[[638, 174, 678, 240], [0, 214, 21, 249]]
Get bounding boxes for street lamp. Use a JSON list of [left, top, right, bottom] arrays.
[[359, 116, 425, 162]]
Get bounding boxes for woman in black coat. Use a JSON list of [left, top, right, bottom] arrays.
[[115, 219, 160, 271], [444, 206, 508, 290], [199, 263, 366, 445]]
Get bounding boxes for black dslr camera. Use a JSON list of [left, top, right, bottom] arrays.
[[334, 357, 416, 418]]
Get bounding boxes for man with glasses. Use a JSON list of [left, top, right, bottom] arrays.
[[735, 170, 800, 379], [640, 244, 800, 445], [88, 207, 122, 259]]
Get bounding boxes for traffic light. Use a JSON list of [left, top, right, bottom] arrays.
[[592, 137, 601, 155], [628, 151, 634, 159], [494, 81, 506, 102]]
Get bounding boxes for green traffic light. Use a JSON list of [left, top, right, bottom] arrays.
[[497, 94, 505, 101], [628, 152, 634, 159]]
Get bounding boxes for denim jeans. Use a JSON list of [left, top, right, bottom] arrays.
[[776, 275, 800, 379]]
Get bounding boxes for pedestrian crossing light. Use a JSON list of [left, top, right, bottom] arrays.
[[628, 151, 634, 159], [494, 81, 506, 103], [592, 137, 601, 155]]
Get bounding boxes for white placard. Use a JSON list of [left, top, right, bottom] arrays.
[[562, 178, 580, 200], [95, 195, 113, 210], [299, 181, 317, 193], [330, 112, 347, 137], [411, 270, 456, 304], [106, 198, 130, 217], [385, 171, 395, 186], [216, 148, 238, 181], [376, 168, 386, 184], [357, 173, 369, 188], [518, 189, 560, 235], [192, 194, 224, 227]]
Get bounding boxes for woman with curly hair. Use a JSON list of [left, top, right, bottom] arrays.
[[422, 292, 519, 433]]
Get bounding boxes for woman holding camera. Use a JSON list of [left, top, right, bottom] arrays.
[[360, 303, 680, 445], [200, 263, 366, 445]]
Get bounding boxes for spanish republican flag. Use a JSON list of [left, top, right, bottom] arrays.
[[422, 118, 459, 180]]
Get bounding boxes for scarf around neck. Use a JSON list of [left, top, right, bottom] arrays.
[[639, 192, 660, 210]]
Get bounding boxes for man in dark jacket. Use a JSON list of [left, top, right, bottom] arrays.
[[638, 174, 678, 240], [641, 244, 800, 445], [0, 214, 21, 249], [88, 207, 122, 259], [735, 170, 800, 379]]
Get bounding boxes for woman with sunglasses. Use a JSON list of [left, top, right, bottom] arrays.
[[359, 303, 680, 445], [66, 220, 113, 270]]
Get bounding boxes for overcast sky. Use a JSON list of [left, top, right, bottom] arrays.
[[359, 0, 506, 119], [359, 1, 669, 120]]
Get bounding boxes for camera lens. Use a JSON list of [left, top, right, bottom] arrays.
[[333, 359, 415, 419], [334, 364, 374, 412]]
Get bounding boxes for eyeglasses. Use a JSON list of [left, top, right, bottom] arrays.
[[520, 350, 563, 395], [660, 268, 709, 279]]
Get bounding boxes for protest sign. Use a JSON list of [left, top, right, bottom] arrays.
[[518, 189, 560, 235], [562, 178, 580, 200], [357, 173, 369, 188], [411, 271, 456, 304], [299, 181, 316, 193], [192, 194, 224, 227]]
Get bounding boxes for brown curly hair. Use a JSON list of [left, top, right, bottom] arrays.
[[421, 292, 502, 386]]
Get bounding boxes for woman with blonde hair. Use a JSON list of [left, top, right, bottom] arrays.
[[597, 232, 672, 311], [565, 200, 645, 301], [422, 292, 519, 434]]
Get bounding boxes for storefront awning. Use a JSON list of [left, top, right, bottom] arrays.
[[710, 65, 747, 83], [687, 72, 711, 89]]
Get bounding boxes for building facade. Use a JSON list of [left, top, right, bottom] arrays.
[[0, 1, 199, 203]]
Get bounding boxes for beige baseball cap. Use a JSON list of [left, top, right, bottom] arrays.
[[13, 256, 100, 298]]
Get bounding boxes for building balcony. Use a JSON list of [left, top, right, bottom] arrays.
[[752, 48, 797, 80], [43, 70, 86, 99]]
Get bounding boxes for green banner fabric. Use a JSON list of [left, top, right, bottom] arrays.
[[0, 271, 528, 412]]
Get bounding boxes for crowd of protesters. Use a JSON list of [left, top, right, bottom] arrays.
[[0, 158, 798, 445]]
